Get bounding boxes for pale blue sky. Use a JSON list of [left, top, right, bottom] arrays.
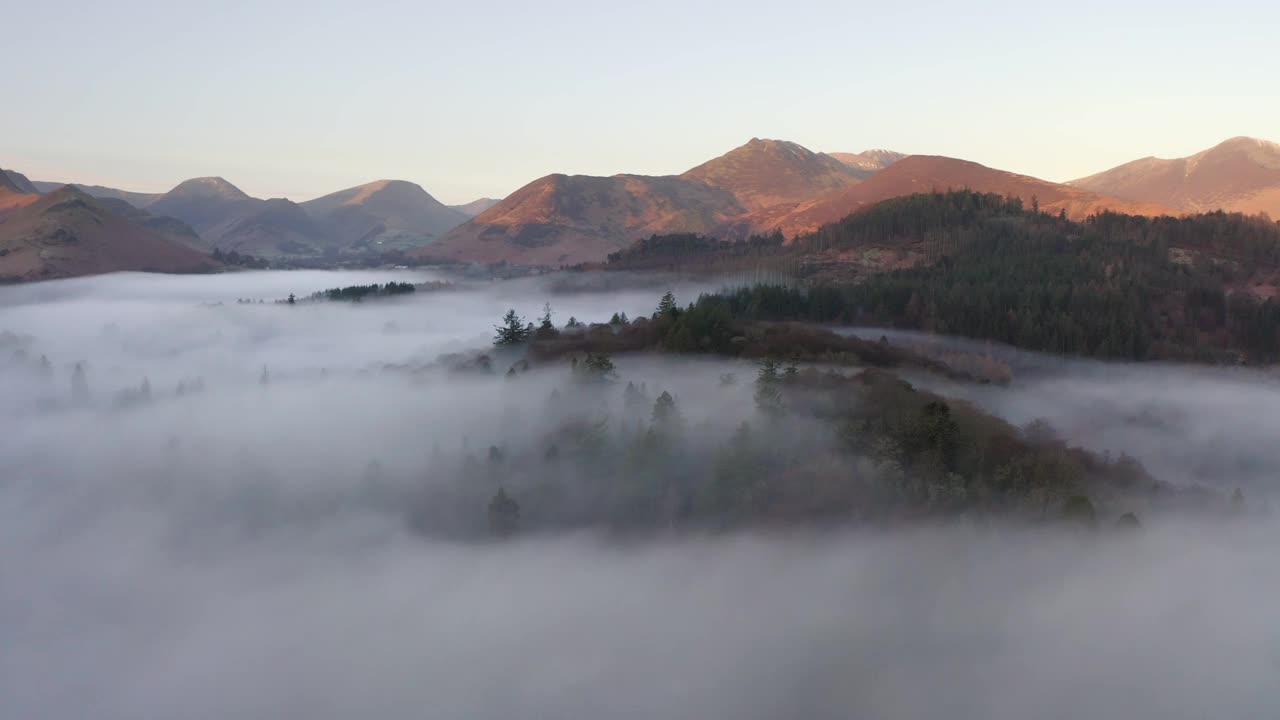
[[3, 0, 1276, 204]]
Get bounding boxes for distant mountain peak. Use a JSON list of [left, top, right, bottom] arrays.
[[0, 169, 38, 194], [682, 138, 861, 211], [0, 170, 22, 194], [1071, 136, 1280, 216], [167, 176, 251, 200], [829, 149, 908, 173]]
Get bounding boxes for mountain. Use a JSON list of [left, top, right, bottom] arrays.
[[680, 138, 862, 211], [93, 197, 204, 248], [417, 173, 744, 265], [828, 150, 907, 175], [1, 169, 39, 194], [147, 177, 333, 256], [721, 155, 1180, 240], [452, 198, 501, 217], [210, 198, 334, 256], [0, 187, 220, 282], [420, 138, 895, 265], [29, 180, 161, 208], [300, 180, 468, 250], [1069, 137, 1280, 219], [148, 177, 255, 231]]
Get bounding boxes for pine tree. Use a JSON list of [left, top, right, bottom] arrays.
[[754, 359, 784, 417], [488, 487, 520, 537], [71, 362, 90, 403], [494, 309, 531, 346], [577, 352, 617, 383], [651, 391, 682, 428], [539, 302, 554, 331], [656, 291, 678, 317]]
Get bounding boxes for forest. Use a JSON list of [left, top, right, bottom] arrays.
[[602, 191, 1280, 363], [412, 296, 1243, 539]]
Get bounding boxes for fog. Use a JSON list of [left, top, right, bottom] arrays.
[[2, 270, 1278, 719]]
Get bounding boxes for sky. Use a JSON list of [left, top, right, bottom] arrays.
[[2, 0, 1277, 204]]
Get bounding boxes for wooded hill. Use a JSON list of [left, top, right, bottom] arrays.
[[601, 191, 1280, 363]]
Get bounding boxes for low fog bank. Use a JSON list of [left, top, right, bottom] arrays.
[[868, 328, 1280, 495], [2, 271, 1279, 718], [5, 523, 1279, 719]]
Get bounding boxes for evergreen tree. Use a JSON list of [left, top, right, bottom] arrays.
[[577, 352, 617, 383], [754, 359, 784, 417], [488, 487, 520, 537], [651, 391, 682, 429], [1062, 495, 1098, 529], [494, 309, 531, 346], [656, 291, 678, 317], [71, 362, 90, 403], [624, 381, 650, 411], [539, 302, 554, 331], [1230, 487, 1246, 515], [287, 293, 296, 305]]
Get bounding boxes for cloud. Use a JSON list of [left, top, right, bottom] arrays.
[[1, 271, 1277, 719]]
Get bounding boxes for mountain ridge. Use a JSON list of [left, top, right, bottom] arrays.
[[0, 187, 221, 281], [718, 155, 1181, 241], [1069, 136, 1280, 218]]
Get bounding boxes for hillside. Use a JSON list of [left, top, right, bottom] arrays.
[[452, 197, 501, 217], [1, 169, 39, 194], [681, 138, 861, 211], [419, 139, 899, 265], [608, 190, 1280, 363], [29, 180, 161, 208], [148, 178, 334, 256], [1070, 136, 1280, 218], [147, 177, 255, 232], [417, 173, 744, 265], [300, 180, 467, 250], [720, 155, 1180, 240], [94, 197, 204, 248], [0, 187, 221, 282]]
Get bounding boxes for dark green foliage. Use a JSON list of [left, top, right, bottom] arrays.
[[656, 291, 679, 318], [286, 293, 296, 305], [494, 309, 531, 346], [575, 352, 617, 383], [603, 232, 787, 273], [754, 359, 784, 417], [487, 487, 520, 537], [430, 363, 1168, 537], [213, 247, 269, 269], [607, 190, 1280, 363], [1062, 495, 1098, 529], [1115, 512, 1141, 530], [312, 281, 416, 302], [651, 391, 681, 428]]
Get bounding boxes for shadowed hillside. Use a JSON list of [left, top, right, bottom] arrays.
[[301, 179, 468, 250], [0, 187, 221, 281]]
